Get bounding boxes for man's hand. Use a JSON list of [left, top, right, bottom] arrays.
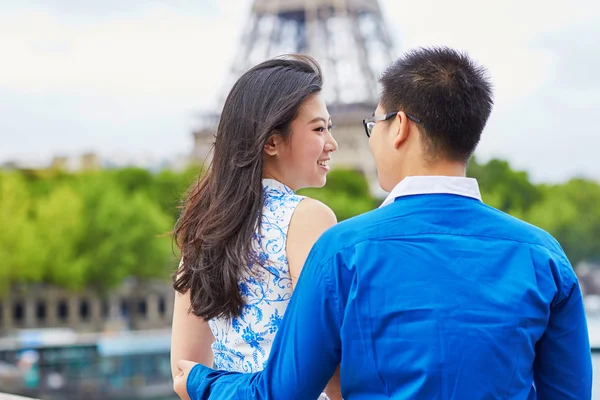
[[174, 359, 199, 400]]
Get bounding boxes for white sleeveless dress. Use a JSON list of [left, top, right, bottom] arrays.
[[207, 179, 330, 399]]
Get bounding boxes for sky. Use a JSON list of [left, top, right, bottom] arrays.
[[0, 0, 598, 183]]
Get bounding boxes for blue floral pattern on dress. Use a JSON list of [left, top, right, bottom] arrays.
[[208, 179, 304, 373]]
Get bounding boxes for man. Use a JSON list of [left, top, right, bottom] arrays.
[[174, 47, 593, 399]]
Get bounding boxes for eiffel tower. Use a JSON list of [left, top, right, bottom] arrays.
[[192, 0, 396, 196]]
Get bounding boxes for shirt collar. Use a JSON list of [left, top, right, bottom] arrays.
[[379, 176, 482, 208], [262, 178, 295, 195]]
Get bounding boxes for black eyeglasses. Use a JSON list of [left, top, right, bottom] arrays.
[[362, 112, 421, 138]]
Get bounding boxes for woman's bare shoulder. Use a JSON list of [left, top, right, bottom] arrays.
[[292, 197, 337, 226]]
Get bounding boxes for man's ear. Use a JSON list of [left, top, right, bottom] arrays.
[[392, 111, 410, 149], [264, 134, 283, 156]]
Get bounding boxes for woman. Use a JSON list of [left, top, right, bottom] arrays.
[[170, 54, 341, 399]]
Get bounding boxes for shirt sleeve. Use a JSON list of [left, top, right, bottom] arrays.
[[186, 244, 343, 400], [533, 253, 593, 399]]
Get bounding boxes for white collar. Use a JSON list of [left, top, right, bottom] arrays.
[[379, 176, 482, 208], [262, 178, 295, 195]]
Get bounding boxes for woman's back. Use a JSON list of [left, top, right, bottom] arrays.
[[208, 178, 304, 372]]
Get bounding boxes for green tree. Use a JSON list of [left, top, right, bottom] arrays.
[[33, 184, 86, 290], [72, 173, 175, 291], [17, 168, 75, 200], [3, 158, 597, 291], [150, 166, 201, 219], [110, 167, 154, 195], [526, 179, 600, 265], [468, 157, 541, 216], [0, 173, 44, 292], [299, 169, 378, 221]]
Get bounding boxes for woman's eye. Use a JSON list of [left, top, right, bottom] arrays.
[[315, 125, 334, 132]]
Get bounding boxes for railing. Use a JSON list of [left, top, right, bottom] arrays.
[[0, 281, 174, 334], [0, 394, 38, 400]]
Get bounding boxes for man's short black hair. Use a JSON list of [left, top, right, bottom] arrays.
[[379, 46, 493, 162]]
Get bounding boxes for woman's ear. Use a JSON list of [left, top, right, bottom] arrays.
[[264, 134, 282, 156]]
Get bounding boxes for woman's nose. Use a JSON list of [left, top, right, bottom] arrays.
[[326, 130, 338, 152]]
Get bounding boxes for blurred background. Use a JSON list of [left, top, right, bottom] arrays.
[[0, 0, 599, 398]]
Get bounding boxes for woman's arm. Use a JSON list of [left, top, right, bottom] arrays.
[[170, 276, 215, 380], [287, 198, 342, 400]]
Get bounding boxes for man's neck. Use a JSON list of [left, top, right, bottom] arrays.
[[402, 161, 467, 179]]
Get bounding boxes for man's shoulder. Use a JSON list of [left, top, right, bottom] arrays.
[[481, 203, 566, 257], [312, 206, 389, 255], [486, 208, 578, 303], [311, 200, 570, 268]]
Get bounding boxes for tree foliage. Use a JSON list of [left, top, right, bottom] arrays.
[[299, 169, 379, 221], [0, 157, 598, 293]]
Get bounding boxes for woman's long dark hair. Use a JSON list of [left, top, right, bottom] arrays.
[[173, 54, 323, 320]]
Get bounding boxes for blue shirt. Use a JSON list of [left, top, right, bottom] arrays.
[[186, 176, 593, 399]]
